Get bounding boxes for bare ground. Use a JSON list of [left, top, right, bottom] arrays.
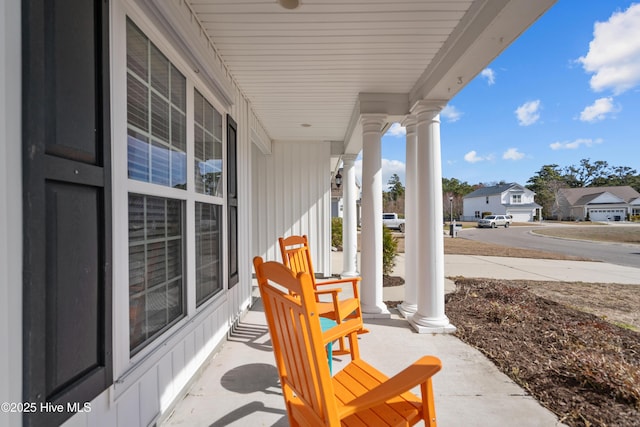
[[384, 229, 640, 427], [446, 278, 640, 427]]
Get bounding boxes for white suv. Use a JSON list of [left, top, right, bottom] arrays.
[[477, 215, 511, 228]]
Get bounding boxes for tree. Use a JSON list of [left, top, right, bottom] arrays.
[[526, 164, 566, 220], [442, 177, 475, 221], [563, 158, 610, 187], [526, 159, 640, 219], [383, 174, 405, 214], [602, 165, 640, 190], [386, 174, 405, 201]]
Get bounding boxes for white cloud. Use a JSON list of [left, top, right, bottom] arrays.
[[441, 105, 463, 122], [385, 122, 406, 137], [354, 158, 406, 189], [464, 150, 493, 163], [515, 100, 541, 126], [579, 97, 619, 122], [382, 158, 406, 186], [549, 138, 603, 150], [480, 68, 496, 85], [502, 148, 525, 160], [578, 4, 640, 94]]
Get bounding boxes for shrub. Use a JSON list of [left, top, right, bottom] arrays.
[[331, 217, 343, 249], [382, 226, 398, 275]]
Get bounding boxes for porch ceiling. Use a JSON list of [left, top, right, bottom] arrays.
[[187, 0, 556, 150]]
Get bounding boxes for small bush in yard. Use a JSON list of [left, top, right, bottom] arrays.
[[331, 217, 342, 249], [382, 226, 398, 275]]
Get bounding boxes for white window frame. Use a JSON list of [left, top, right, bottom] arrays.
[[110, 0, 229, 387]]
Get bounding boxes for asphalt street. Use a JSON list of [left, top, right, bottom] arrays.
[[459, 224, 640, 268]]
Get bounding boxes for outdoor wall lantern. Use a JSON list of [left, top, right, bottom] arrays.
[[335, 171, 342, 188]]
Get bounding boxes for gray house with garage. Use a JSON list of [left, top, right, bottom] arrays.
[[554, 186, 640, 221]]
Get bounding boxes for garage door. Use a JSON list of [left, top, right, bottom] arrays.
[[508, 212, 531, 222], [589, 209, 625, 221]]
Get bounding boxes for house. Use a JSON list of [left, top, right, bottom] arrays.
[[1, 1, 556, 426], [554, 186, 640, 221], [462, 183, 542, 222]]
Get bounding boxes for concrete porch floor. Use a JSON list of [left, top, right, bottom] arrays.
[[161, 295, 567, 427], [160, 248, 640, 426]]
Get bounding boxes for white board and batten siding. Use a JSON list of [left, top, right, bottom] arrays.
[[252, 140, 333, 276]]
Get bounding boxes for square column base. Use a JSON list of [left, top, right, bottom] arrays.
[[408, 318, 457, 334]]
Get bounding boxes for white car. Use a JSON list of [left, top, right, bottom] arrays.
[[477, 215, 511, 228]]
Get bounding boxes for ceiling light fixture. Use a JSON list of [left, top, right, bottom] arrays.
[[278, 0, 300, 10], [301, 123, 311, 127]]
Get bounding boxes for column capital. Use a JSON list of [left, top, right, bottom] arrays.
[[342, 153, 358, 164], [360, 114, 387, 135], [401, 115, 417, 135], [410, 99, 447, 119]]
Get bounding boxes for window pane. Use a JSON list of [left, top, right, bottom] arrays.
[[195, 202, 222, 306], [151, 141, 170, 186], [194, 90, 223, 197], [126, 21, 148, 80], [151, 92, 169, 143], [127, 131, 149, 182], [193, 90, 203, 125], [130, 294, 146, 350], [127, 74, 148, 131], [150, 44, 169, 98], [129, 244, 145, 295], [129, 194, 184, 354], [167, 279, 183, 322], [127, 20, 186, 189], [146, 285, 167, 338], [171, 106, 186, 152], [171, 149, 187, 189], [171, 64, 186, 110]]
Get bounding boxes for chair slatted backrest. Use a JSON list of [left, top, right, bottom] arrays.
[[253, 257, 340, 426], [278, 235, 317, 288]]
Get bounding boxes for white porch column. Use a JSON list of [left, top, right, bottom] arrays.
[[399, 117, 417, 316], [410, 101, 455, 333], [341, 154, 359, 277], [359, 114, 389, 316]]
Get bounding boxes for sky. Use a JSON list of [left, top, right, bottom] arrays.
[[362, 0, 640, 189]]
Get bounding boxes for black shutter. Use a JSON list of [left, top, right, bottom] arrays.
[[227, 116, 239, 287], [22, 1, 112, 426]]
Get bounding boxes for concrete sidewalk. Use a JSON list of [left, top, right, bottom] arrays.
[[162, 254, 639, 427]]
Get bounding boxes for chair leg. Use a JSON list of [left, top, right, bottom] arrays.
[[333, 336, 350, 355]]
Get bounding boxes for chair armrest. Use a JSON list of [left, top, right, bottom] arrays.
[[314, 289, 341, 296], [315, 277, 361, 298], [321, 318, 363, 346], [337, 356, 442, 419], [314, 289, 341, 317], [316, 277, 361, 286]]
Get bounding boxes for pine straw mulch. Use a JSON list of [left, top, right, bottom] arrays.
[[444, 278, 640, 427]]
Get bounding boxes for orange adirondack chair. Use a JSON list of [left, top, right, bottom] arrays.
[[278, 235, 367, 354], [253, 256, 442, 427]]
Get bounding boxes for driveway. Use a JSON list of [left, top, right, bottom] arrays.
[[460, 225, 640, 268]]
